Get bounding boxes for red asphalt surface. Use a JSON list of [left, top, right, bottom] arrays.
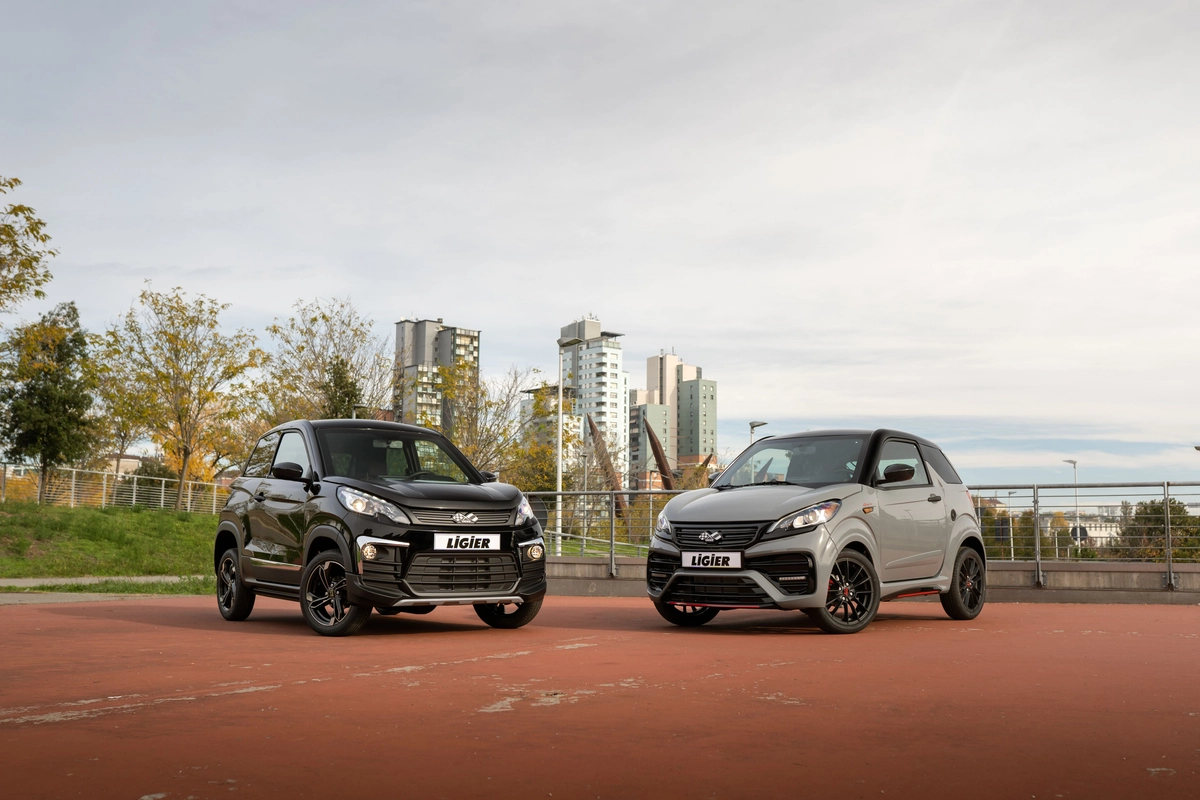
[[2, 596, 1199, 800]]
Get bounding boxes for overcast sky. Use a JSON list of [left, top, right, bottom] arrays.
[[3, 1, 1199, 483]]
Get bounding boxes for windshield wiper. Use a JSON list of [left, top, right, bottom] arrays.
[[719, 480, 807, 489]]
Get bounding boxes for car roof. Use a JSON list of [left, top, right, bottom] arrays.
[[269, 419, 443, 437], [762, 428, 942, 449]]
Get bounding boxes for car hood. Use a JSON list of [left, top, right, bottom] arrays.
[[666, 483, 863, 524], [325, 476, 521, 511]]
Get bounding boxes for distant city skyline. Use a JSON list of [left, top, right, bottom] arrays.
[[3, 2, 1198, 482]]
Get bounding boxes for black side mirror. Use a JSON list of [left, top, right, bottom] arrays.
[[479, 471, 498, 483], [879, 463, 916, 485], [270, 462, 305, 482]]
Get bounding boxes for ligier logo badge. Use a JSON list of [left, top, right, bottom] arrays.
[[434, 533, 499, 551], [698, 530, 723, 543], [452, 512, 479, 524]]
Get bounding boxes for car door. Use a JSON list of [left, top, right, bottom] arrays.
[[873, 439, 948, 582], [248, 430, 313, 587], [239, 432, 280, 581]]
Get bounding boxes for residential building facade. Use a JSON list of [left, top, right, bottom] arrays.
[[559, 317, 630, 480], [394, 318, 481, 430], [629, 351, 718, 485]]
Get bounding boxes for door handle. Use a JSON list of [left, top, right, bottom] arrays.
[[253, 492, 267, 503], [927, 494, 942, 503]]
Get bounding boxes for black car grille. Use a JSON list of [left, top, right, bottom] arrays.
[[647, 552, 680, 591], [406, 553, 519, 594], [662, 575, 773, 608], [673, 524, 761, 550], [409, 509, 512, 526], [747, 553, 816, 595], [361, 551, 406, 595]]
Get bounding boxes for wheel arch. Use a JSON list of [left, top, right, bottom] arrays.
[[959, 534, 986, 564], [213, 524, 241, 572], [304, 526, 352, 566]]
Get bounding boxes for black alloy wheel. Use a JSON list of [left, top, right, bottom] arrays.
[[653, 600, 720, 627], [216, 548, 255, 621], [805, 550, 880, 634], [940, 547, 987, 620], [474, 598, 543, 629], [300, 551, 371, 636]]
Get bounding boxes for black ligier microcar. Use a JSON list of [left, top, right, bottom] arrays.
[[213, 420, 547, 636]]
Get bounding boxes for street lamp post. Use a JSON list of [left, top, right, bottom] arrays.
[[555, 336, 583, 556], [1063, 459, 1078, 558], [749, 420, 768, 445]]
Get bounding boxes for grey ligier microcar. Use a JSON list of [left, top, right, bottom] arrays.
[[646, 429, 985, 634]]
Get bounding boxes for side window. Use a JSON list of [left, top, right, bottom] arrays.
[[875, 440, 929, 488], [273, 431, 311, 475], [243, 433, 280, 478], [921, 445, 963, 484]]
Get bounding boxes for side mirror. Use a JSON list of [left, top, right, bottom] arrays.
[[479, 471, 498, 483], [879, 463, 916, 485], [270, 462, 306, 482]]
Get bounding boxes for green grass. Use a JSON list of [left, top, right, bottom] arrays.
[[0, 502, 216, 578], [0, 575, 216, 594]]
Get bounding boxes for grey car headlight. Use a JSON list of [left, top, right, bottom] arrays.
[[768, 500, 841, 534], [652, 510, 671, 540], [515, 495, 536, 526], [336, 486, 412, 525]]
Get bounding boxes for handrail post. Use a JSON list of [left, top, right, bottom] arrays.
[[132, 475, 138, 506], [70, 469, 76, 508], [101, 472, 107, 508], [1164, 482, 1175, 590], [160, 478, 166, 509], [1032, 485, 1043, 587], [1, 463, 6, 504], [609, 492, 617, 578]]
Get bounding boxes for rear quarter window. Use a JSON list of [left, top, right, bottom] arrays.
[[921, 446, 963, 484]]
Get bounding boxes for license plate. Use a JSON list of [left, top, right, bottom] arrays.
[[434, 533, 500, 551], [682, 551, 742, 569]]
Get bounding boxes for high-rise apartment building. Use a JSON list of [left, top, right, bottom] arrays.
[[559, 317, 630, 479], [629, 351, 718, 484], [394, 318, 480, 429]]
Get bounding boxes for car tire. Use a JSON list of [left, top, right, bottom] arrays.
[[940, 547, 986, 620], [375, 606, 436, 616], [805, 550, 880, 634], [300, 551, 371, 636], [216, 547, 255, 621], [653, 600, 720, 627], [474, 599, 542, 629]]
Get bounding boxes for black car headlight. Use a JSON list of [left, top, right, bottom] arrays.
[[336, 486, 412, 525], [652, 510, 671, 541], [515, 495, 536, 527], [763, 500, 840, 540]]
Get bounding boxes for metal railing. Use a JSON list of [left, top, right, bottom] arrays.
[[527, 490, 684, 575], [969, 482, 1200, 587], [0, 464, 231, 514], [528, 482, 1200, 583]]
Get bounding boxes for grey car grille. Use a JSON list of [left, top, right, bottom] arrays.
[[409, 509, 512, 526], [673, 524, 761, 550]]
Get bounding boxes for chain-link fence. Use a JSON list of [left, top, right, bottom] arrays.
[[1, 464, 231, 514]]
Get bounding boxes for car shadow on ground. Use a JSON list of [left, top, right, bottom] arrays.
[[36, 601, 493, 637]]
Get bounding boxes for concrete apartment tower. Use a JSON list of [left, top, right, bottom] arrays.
[[559, 316, 630, 481], [629, 351, 717, 487], [394, 318, 480, 430]]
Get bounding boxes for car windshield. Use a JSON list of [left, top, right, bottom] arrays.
[[714, 435, 867, 489], [315, 428, 476, 484]]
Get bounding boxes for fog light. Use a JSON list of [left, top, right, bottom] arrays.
[[362, 544, 378, 560], [527, 544, 544, 560]]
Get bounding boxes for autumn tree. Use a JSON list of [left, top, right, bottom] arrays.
[[90, 337, 154, 479], [260, 298, 390, 424], [0, 176, 56, 314], [0, 303, 94, 501], [432, 362, 537, 473], [105, 286, 263, 506]]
